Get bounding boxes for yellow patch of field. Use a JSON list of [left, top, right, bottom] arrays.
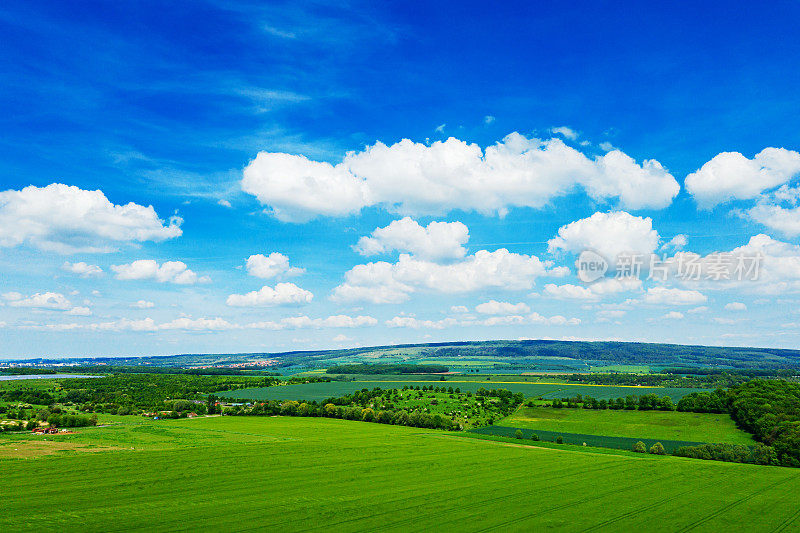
[[0, 439, 120, 459]]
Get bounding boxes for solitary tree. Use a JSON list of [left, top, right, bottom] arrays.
[[531, 433, 540, 441], [633, 441, 647, 453], [556, 436, 564, 444], [515, 429, 523, 439]]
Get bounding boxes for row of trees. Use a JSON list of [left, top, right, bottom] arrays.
[[566, 372, 749, 389], [547, 393, 675, 411]]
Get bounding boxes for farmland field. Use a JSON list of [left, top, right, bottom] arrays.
[[2, 415, 800, 531], [224, 379, 709, 402], [500, 406, 754, 445], [470, 425, 707, 453]]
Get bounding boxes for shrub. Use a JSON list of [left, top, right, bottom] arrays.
[[649, 442, 666, 455], [556, 436, 564, 444], [633, 441, 647, 453], [531, 433, 540, 441]]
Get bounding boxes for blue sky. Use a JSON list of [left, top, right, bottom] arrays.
[[1, 1, 800, 358]]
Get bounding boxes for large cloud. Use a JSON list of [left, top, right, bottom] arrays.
[[548, 211, 660, 263], [685, 148, 800, 207], [226, 282, 313, 307], [332, 249, 550, 304], [742, 185, 800, 237], [242, 134, 679, 222], [3, 291, 90, 316], [111, 260, 209, 285], [245, 253, 304, 279], [724, 234, 800, 293], [0, 183, 182, 253], [355, 217, 469, 261], [5, 291, 72, 310], [61, 261, 103, 278]]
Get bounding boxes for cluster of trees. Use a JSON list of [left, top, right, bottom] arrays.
[[221, 386, 524, 432], [673, 443, 778, 465], [41, 413, 97, 428], [675, 380, 800, 467], [727, 380, 800, 467], [46, 373, 280, 415], [325, 364, 449, 374], [676, 389, 729, 413], [633, 441, 666, 455], [0, 420, 34, 432], [546, 393, 675, 411], [0, 389, 56, 405], [224, 397, 459, 430], [0, 405, 97, 430]]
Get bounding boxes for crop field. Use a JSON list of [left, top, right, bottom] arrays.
[[224, 379, 708, 402], [501, 406, 754, 445], [2, 416, 800, 531], [470, 425, 707, 453]]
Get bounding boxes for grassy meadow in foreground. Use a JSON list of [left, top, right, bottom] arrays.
[[3, 416, 800, 532], [501, 405, 755, 445]]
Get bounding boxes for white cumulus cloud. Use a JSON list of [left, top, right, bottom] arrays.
[[241, 134, 679, 222], [685, 148, 800, 207], [644, 287, 707, 305], [544, 277, 642, 301], [111, 260, 209, 285], [725, 302, 747, 311], [355, 217, 469, 261], [548, 211, 660, 263], [61, 261, 103, 277], [226, 282, 313, 307], [475, 300, 530, 315], [332, 249, 549, 304], [0, 183, 182, 253], [245, 252, 304, 279], [7, 291, 72, 310]]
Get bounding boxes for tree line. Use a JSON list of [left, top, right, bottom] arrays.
[[543, 393, 676, 411]]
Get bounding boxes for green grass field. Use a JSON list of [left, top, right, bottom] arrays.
[[501, 406, 755, 445], [2, 416, 800, 531], [225, 380, 708, 402]]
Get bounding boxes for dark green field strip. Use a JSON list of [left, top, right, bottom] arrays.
[[470, 425, 710, 453], [3, 417, 800, 532], [224, 381, 708, 402]]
